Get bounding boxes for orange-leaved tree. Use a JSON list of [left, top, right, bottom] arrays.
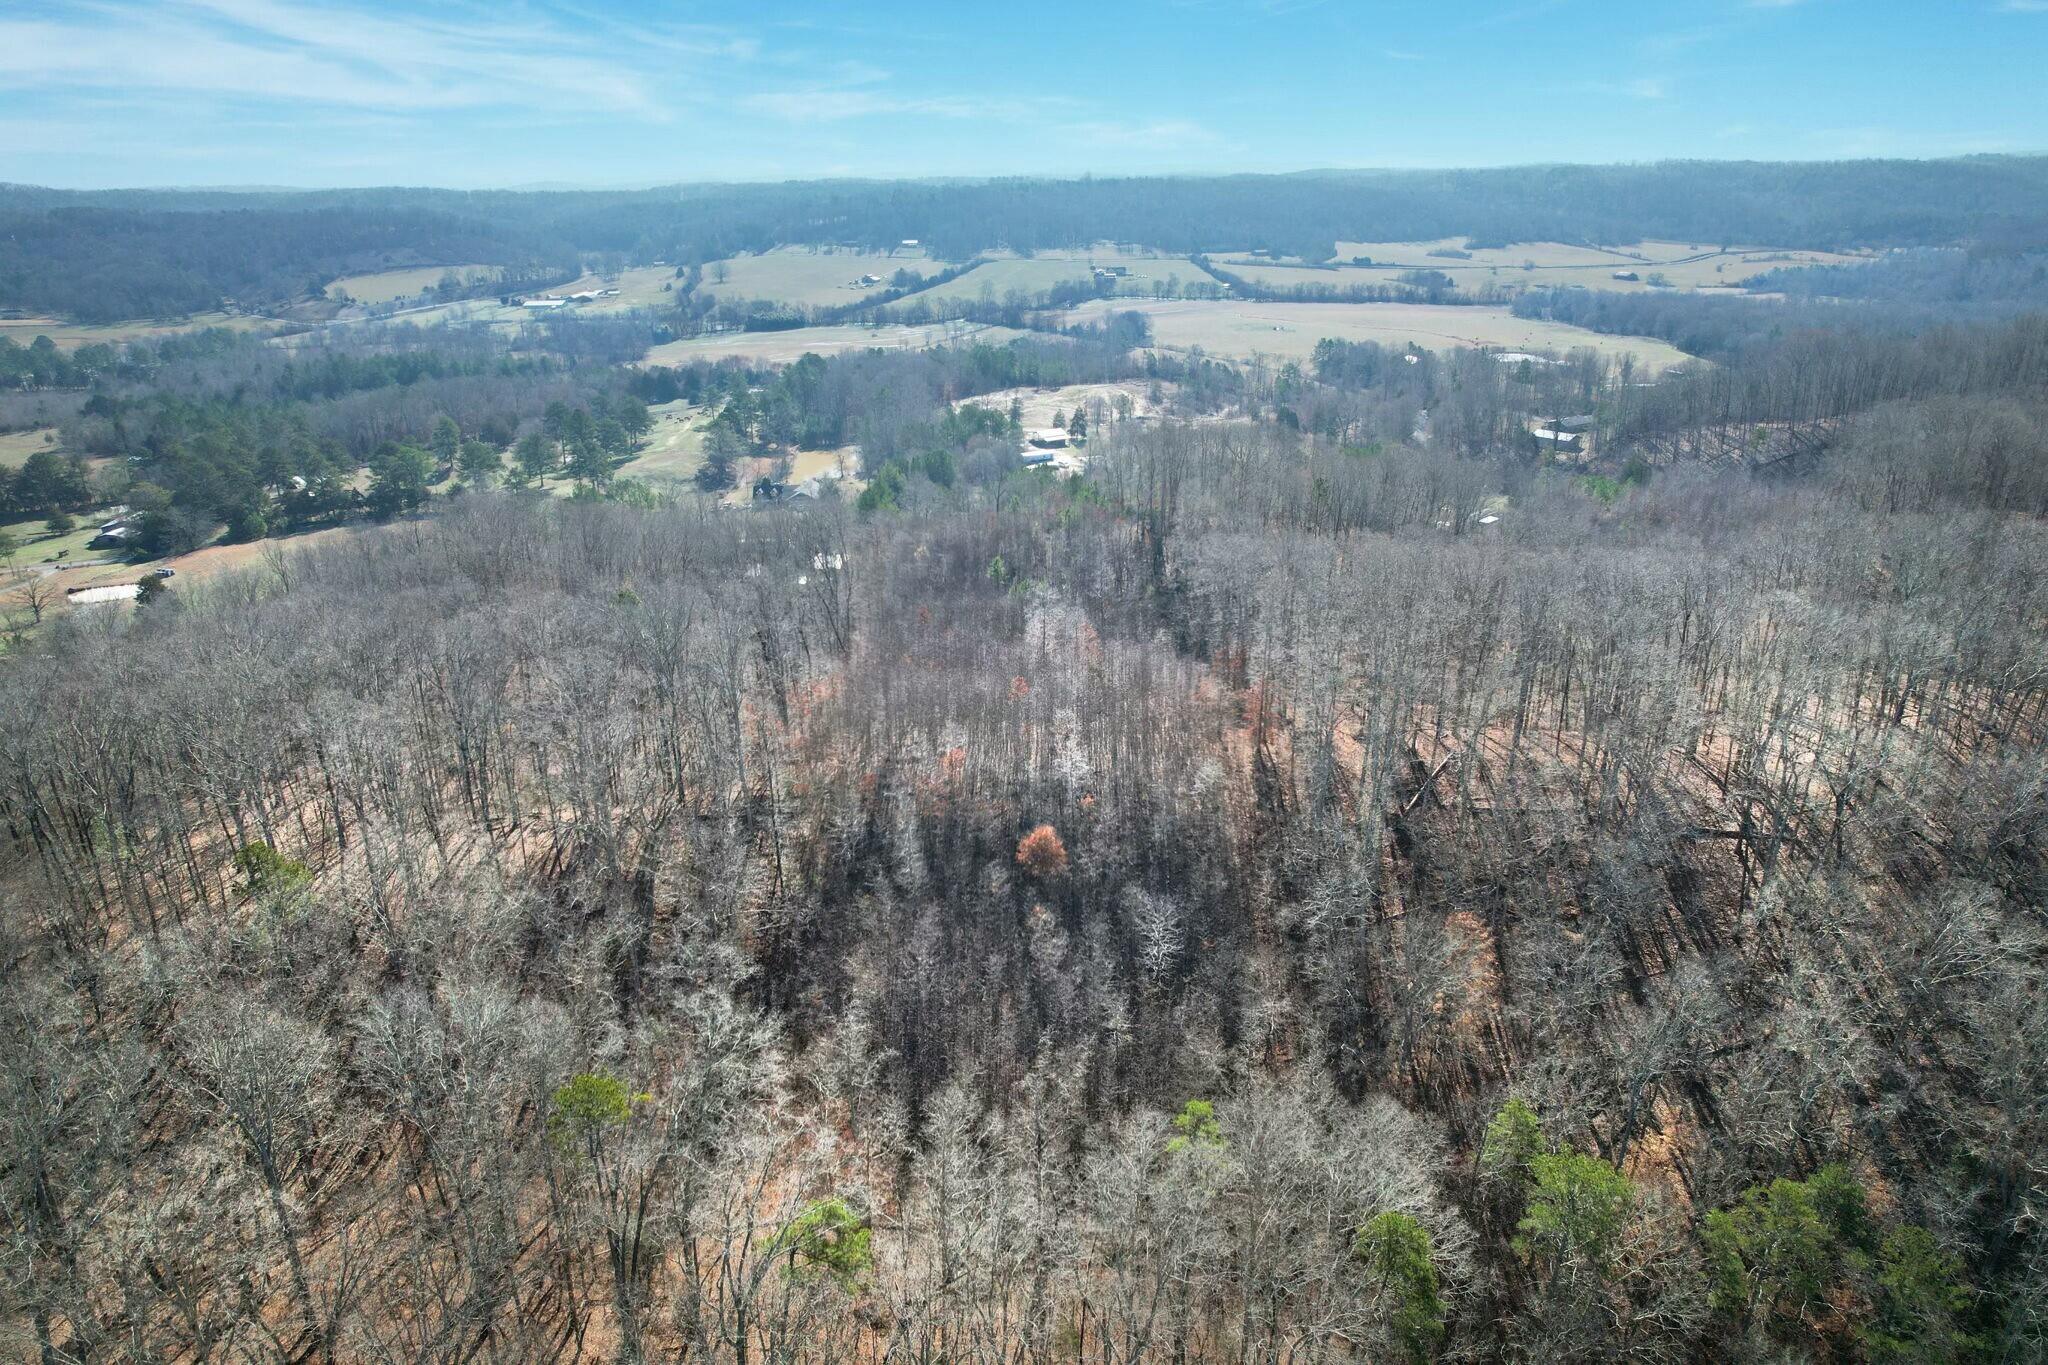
[[1015, 823, 1068, 877]]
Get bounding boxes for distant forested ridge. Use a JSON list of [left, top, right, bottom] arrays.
[[6, 155, 2048, 322], [0, 204, 574, 324]]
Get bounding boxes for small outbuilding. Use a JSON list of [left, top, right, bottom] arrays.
[[752, 477, 826, 506]]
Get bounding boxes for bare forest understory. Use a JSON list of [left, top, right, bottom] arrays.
[[4, 418, 2047, 1363]]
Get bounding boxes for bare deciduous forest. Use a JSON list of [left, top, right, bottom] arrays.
[[5, 337, 2047, 1359]]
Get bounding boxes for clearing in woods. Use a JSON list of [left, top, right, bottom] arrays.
[[640, 322, 1030, 367], [1061, 297, 1692, 369], [954, 380, 1176, 430], [718, 446, 864, 506], [154, 526, 356, 583], [325, 264, 503, 304], [614, 401, 705, 483], [698, 247, 937, 308], [908, 247, 1208, 304]]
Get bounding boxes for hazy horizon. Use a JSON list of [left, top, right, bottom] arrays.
[[3, 0, 2045, 190], [15, 149, 2048, 199]]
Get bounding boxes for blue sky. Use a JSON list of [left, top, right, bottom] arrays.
[[2, 0, 2044, 188]]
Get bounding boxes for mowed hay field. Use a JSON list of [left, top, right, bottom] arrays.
[[326, 264, 502, 305], [0, 428, 62, 470], [912, 247, 1207, 304], [641, 322, 1030, 367], [1209, 260, 1436, 292], [1580, 240, 1874, 290], [1333, 238, 1649, 270], [330, 296, 528, 332], [699, 247, 936, 308], [1305, 239, 1873, 295], [0, 312, 279, 351], [1062, 298, 1692, 369]]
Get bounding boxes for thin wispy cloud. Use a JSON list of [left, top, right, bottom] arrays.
[[741, 89, 1046, 124], [1458, 0, 1571, 33], [1578, 75, 1673, 100], [0, 0, 720, 117], [1640, 25, 1732, 56], [1060, 119, 1223, 152]]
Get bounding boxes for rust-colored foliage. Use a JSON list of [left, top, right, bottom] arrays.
[[1015, 823, 1068, 877]]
